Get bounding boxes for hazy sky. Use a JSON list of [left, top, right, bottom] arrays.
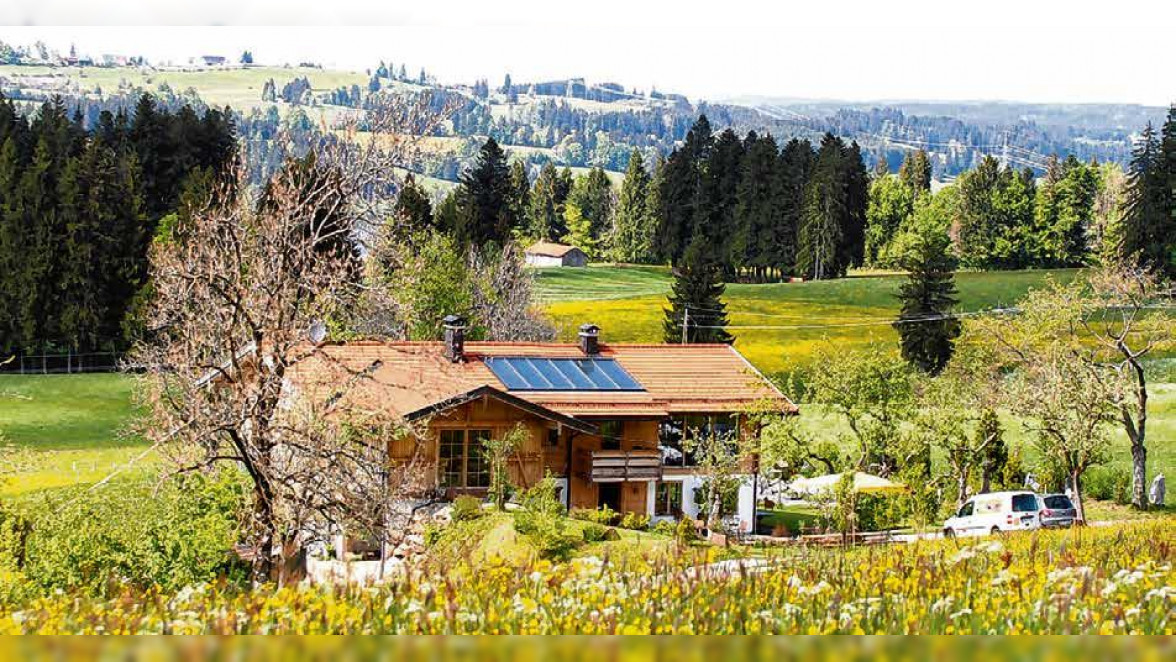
[[3, 1, 1174, 106]]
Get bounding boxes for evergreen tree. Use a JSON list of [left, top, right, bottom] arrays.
[[610, 149, 654, 262], [507, 160, 530, 228], [567, 167, 614, 245], [454, 137, 514, 247], [663, 236, 732, 344], [527, 162, 564, 240], [893, 221, 960, 375], [393, 173, 434, 233], [898, 149, 932, 198], [775, 138, 813, 277], [1121, 123, 1166, 272], [696, 128, 744, 269], [655, 115, 712, 264], [796, 134, 847, 280], [732, 132, 781, 280]]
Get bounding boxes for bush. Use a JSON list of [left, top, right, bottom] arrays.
[[619, 512, 650, 531], [13, 470, 247, 597], [513, 475, 578, 560], [674, 517, 697, 546], [1084, 466, 1131, 504], [581, 523, 608, 543], [422, 522, 443, 547], [451, 495, 484, 522], [570, 505, 617, 525], [651, 520, 676, 537]]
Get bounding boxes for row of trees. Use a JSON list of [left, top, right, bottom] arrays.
[[0, 94, 236, 353]]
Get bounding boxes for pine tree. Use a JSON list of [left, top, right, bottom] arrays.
[[393, 173, 434, 233], [1121, 122, 1171, 275], [775, 138, 813, 277], [655, 115, 713, 264], [733, 132, 781, 281], [796, 134, 846, 280], [663, 236, 732, 344], [893, 222, 960, 375], [899, 149, 932, 199], [507, 160, 530, 227], [610, 150, 653, 262], [455, 137, 514, 247], [527, 162, 563, 240]]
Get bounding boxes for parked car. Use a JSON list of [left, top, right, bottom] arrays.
[[943, 491, 1042, 538], [1038, 494, 1078, 528]]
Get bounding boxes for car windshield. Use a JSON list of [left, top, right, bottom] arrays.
[[1043, 495, 1074, 509], [1011, 494, 1039, 512]]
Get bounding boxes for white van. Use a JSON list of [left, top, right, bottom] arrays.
[[943, 491, 1042, 537]]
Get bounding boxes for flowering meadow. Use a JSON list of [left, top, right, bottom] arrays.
[[0, 519, 1171, 634]]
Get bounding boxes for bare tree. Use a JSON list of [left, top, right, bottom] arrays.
[[1081, 265, 1174, 510], [130, 95, 453, 583]]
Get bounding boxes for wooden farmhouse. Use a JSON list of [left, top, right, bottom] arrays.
[[285, 318, 794, 530]]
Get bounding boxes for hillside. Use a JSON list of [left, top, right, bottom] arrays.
[[1, 61, 1162, 187]]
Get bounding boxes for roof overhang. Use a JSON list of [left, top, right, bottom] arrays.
[[403, 384, 599, 435]]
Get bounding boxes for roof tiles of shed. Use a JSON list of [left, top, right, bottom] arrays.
[[285, 340, 795, 422]]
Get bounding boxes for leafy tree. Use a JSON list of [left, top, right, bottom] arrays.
[[560, 202, 599, 259], [865, 173, 914, 265], [567, 167, 614, 244], [610, 149, 654, 262], [893, 218, 960, 375], [663, 236, 732, 344], [977, 408, 1007, 493]]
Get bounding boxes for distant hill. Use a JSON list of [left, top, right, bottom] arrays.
[[0, 62, 1162, 188]]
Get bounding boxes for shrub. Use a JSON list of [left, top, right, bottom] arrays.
[[581, 523, 608, 543], [15, 469, 247, 597], [513, 475, 578, 560], [619, 512, 650, 530], [422, 523, 443, 547], [651, 519, 676, 537], [1084, 466, 1131, 504], [451, 495, 484, 522], [673, 517, 697, 546], [570, 505, 617, 525]]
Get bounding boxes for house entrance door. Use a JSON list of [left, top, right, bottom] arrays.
[[598, 483, 622, 512]]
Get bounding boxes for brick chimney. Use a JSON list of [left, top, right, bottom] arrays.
[[443, 315, 466, 363], [578, 323, 600, 355]]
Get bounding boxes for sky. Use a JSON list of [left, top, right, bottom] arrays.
[[2, 1, 1175, 106]]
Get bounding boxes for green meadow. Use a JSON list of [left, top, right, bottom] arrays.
[[537, 265, 1080, 375]]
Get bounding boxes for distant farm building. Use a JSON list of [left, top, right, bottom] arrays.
[[201, 55, 227, 67], [524, 241, 588, 267]]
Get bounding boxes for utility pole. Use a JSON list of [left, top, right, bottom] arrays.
[[682, 306, 689, 344]]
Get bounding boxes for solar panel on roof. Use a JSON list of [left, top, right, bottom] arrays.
[[485, 357, 644, 391]]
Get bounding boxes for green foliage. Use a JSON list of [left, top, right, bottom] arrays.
[[610, 150, 654, 263], [422, 522, 443, 547], [560, 202, 599, 259], [1121, 117, 1176, 277], [796, 133, 867, 280], [383, 230, 474, 340], [651, 519, 677, 537], [1083, 465, 1132, 505], [455, 137, 516, 247], [451, 495, 484, 523], [619, 512, 650, 531], [9, 470, 247, 597], [673, 516, 697, 546], [865, 174, 914, 266], [893, 214, 960, 375], [484, 425, 524, 510], [663, 236, 732, 344], [512, 474, 576, 560], [570, 505, 617, 526], [580, 523, 608, 543]]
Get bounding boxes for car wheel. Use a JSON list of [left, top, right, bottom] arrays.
[[989, 526, 1002, 536], [943, 528, 955, 539]]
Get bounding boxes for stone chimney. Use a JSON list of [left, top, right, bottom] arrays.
[[578, 323, 600, 355], [443, 315, 466, 363]]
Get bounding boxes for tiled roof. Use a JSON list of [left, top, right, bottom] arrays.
[[525, 241, 583, 258], [285, 340, 795, 422]]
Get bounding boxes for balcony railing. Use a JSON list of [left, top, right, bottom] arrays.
[[589, 449, 662, 483]]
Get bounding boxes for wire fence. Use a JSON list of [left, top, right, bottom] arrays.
[[0, 351, 123, 375]]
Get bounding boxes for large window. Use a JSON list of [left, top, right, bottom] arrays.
[[658, 415, 738, 467], [439, 429, 491, 489], [654, 481, 683, 517]]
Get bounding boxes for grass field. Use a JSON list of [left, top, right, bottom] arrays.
[[538, 266, 1080, 375], [0, 373, 151, 495]]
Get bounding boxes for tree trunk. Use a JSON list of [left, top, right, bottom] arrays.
[[1071, 469, 1086, 525], [251, 486, 276, 584], [1131, 442, 1147, 510], [956, 469, 969, 509]]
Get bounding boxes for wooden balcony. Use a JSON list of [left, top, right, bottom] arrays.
[[589, 449, 662, 483]]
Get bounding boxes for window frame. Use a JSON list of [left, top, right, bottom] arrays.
[[438, 428, 493, 489], [654, 481, 683, 517]]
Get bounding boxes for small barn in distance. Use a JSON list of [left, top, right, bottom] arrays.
[[524, 241, 588, 268]]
